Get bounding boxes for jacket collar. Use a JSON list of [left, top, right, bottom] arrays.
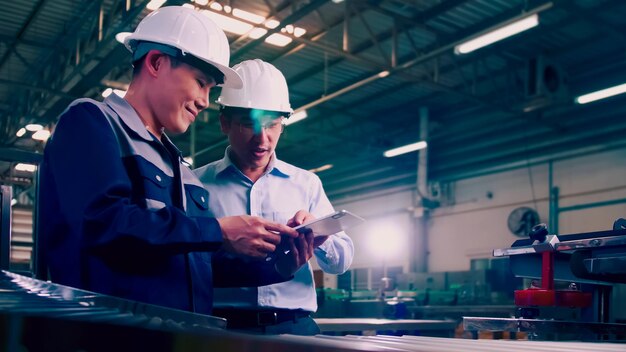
[[104, 93, 154, 142]]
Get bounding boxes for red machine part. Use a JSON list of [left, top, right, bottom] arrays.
[[514, 251, 592, 308]]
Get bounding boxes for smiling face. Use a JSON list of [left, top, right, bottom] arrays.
[[220, 110, 285, 179], [148, 55, 215, 135]]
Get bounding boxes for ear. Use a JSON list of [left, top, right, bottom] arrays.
[[219, 114, 231, 135], [144, 50, 166, 78]]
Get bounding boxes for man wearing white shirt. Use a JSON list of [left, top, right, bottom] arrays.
[[194, 59, 354, 335]]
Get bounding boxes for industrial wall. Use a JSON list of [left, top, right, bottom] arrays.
[[315, 147, 626, 273]]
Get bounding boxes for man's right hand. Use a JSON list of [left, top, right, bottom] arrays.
[[217, 215, 299, 258]]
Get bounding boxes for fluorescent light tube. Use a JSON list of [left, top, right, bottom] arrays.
[[265, 33, 292, 47], [32, 130, 51, 141], [15, 163, 37, 172], [576, 83, 626, 104], [455, 14, 538, 55], [383, 141, 427, 158], [25, 124, 43, 132], [201, 10, 253, 35], [264, 19, 280, 29], [146, 0, 166, 11], [309, 164, 333, 173], [285, 110, 307, 126], [293, 27, 306, 37], [249, 27, 268, 39], [102, 88, 126, 98], [115, 32, 131, 44], [232, 8, 265, 24]]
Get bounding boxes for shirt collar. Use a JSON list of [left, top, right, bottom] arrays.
[[216, 146, 292, 178], [104, 93, 153, 142]]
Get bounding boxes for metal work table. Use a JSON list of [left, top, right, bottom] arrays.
[[314, 318, 456, 336], [409, 305, 516, 319]]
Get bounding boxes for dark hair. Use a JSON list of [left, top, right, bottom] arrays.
[[131, 52, 224, 86]]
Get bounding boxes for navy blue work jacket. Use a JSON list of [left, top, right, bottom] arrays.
[[38, 94, 286, 314]]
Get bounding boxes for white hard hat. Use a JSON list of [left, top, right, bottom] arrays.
[[123, 6, 242, 88], [217, 59, 293, 113]]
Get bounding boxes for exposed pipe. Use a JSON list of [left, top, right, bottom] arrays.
[[412, 107, 429, 273], [342, 0, 349, 52], [98, 1, 104, 42]]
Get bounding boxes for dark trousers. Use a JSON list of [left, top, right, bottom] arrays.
[[213, 308, 320, 336]]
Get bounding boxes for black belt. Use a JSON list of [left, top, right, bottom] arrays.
[[212, 308, 310, 329]]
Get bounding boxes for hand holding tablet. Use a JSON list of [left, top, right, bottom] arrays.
[[293, 210, 365, 237], [266, 210, 364, 262]]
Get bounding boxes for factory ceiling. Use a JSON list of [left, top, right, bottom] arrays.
[[1, 0, 626, 204]]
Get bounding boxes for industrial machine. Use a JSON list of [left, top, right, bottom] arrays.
[[464, 221, 626, 341], [1, 270, 624, 351]]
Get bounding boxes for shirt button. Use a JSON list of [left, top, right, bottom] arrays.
[[201, 196, 205, 202], [155, 175, 162, 182]]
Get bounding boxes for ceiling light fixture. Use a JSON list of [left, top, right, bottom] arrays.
[[115, 32, 131, 44], [264, 19, 280, 29], [15, 163, 37, 173], [232, 8, 265, 24], [576, 83, 626, 104], [309, 164, 333, 173], [102, 88, 127, 98], [265, 33, 292, 47], [146, 0, 166, 11], [16, 128, 26, 137], [455, 13, 539, 55], [195, 7, 304, 48], [249, 27, 268, 39], [293, 27, 306, 37], [284, 110, 308, 126], [25, 124, 43, 132], [383, 141, 428, 158], [32, 130, 51, 142], [201, 9, 253, 35]]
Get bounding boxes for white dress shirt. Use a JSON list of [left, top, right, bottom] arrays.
[[194, 148, 354, 312]]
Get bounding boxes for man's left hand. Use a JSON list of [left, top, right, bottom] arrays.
[[286, 210, 329, 247]]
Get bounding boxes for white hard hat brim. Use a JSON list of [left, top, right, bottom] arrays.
[[205, 59, 243, 89]]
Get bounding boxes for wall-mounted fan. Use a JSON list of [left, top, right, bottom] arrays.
[[507, 207, 540, 237]]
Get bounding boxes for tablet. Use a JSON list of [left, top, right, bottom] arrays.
[[293, 210, 365, 237]]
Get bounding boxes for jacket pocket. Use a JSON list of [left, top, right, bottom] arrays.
[[140, 165, 172, 209], [187, 185, 209, 213]]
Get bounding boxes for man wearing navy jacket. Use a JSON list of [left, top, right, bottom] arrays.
[[38, 6, 311, 315]]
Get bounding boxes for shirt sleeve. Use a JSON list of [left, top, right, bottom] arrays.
[[307, 174, 354, 274], [44, 102, 223, 259]]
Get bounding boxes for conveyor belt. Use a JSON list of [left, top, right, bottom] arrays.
[[1, 270, 624, 351]]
